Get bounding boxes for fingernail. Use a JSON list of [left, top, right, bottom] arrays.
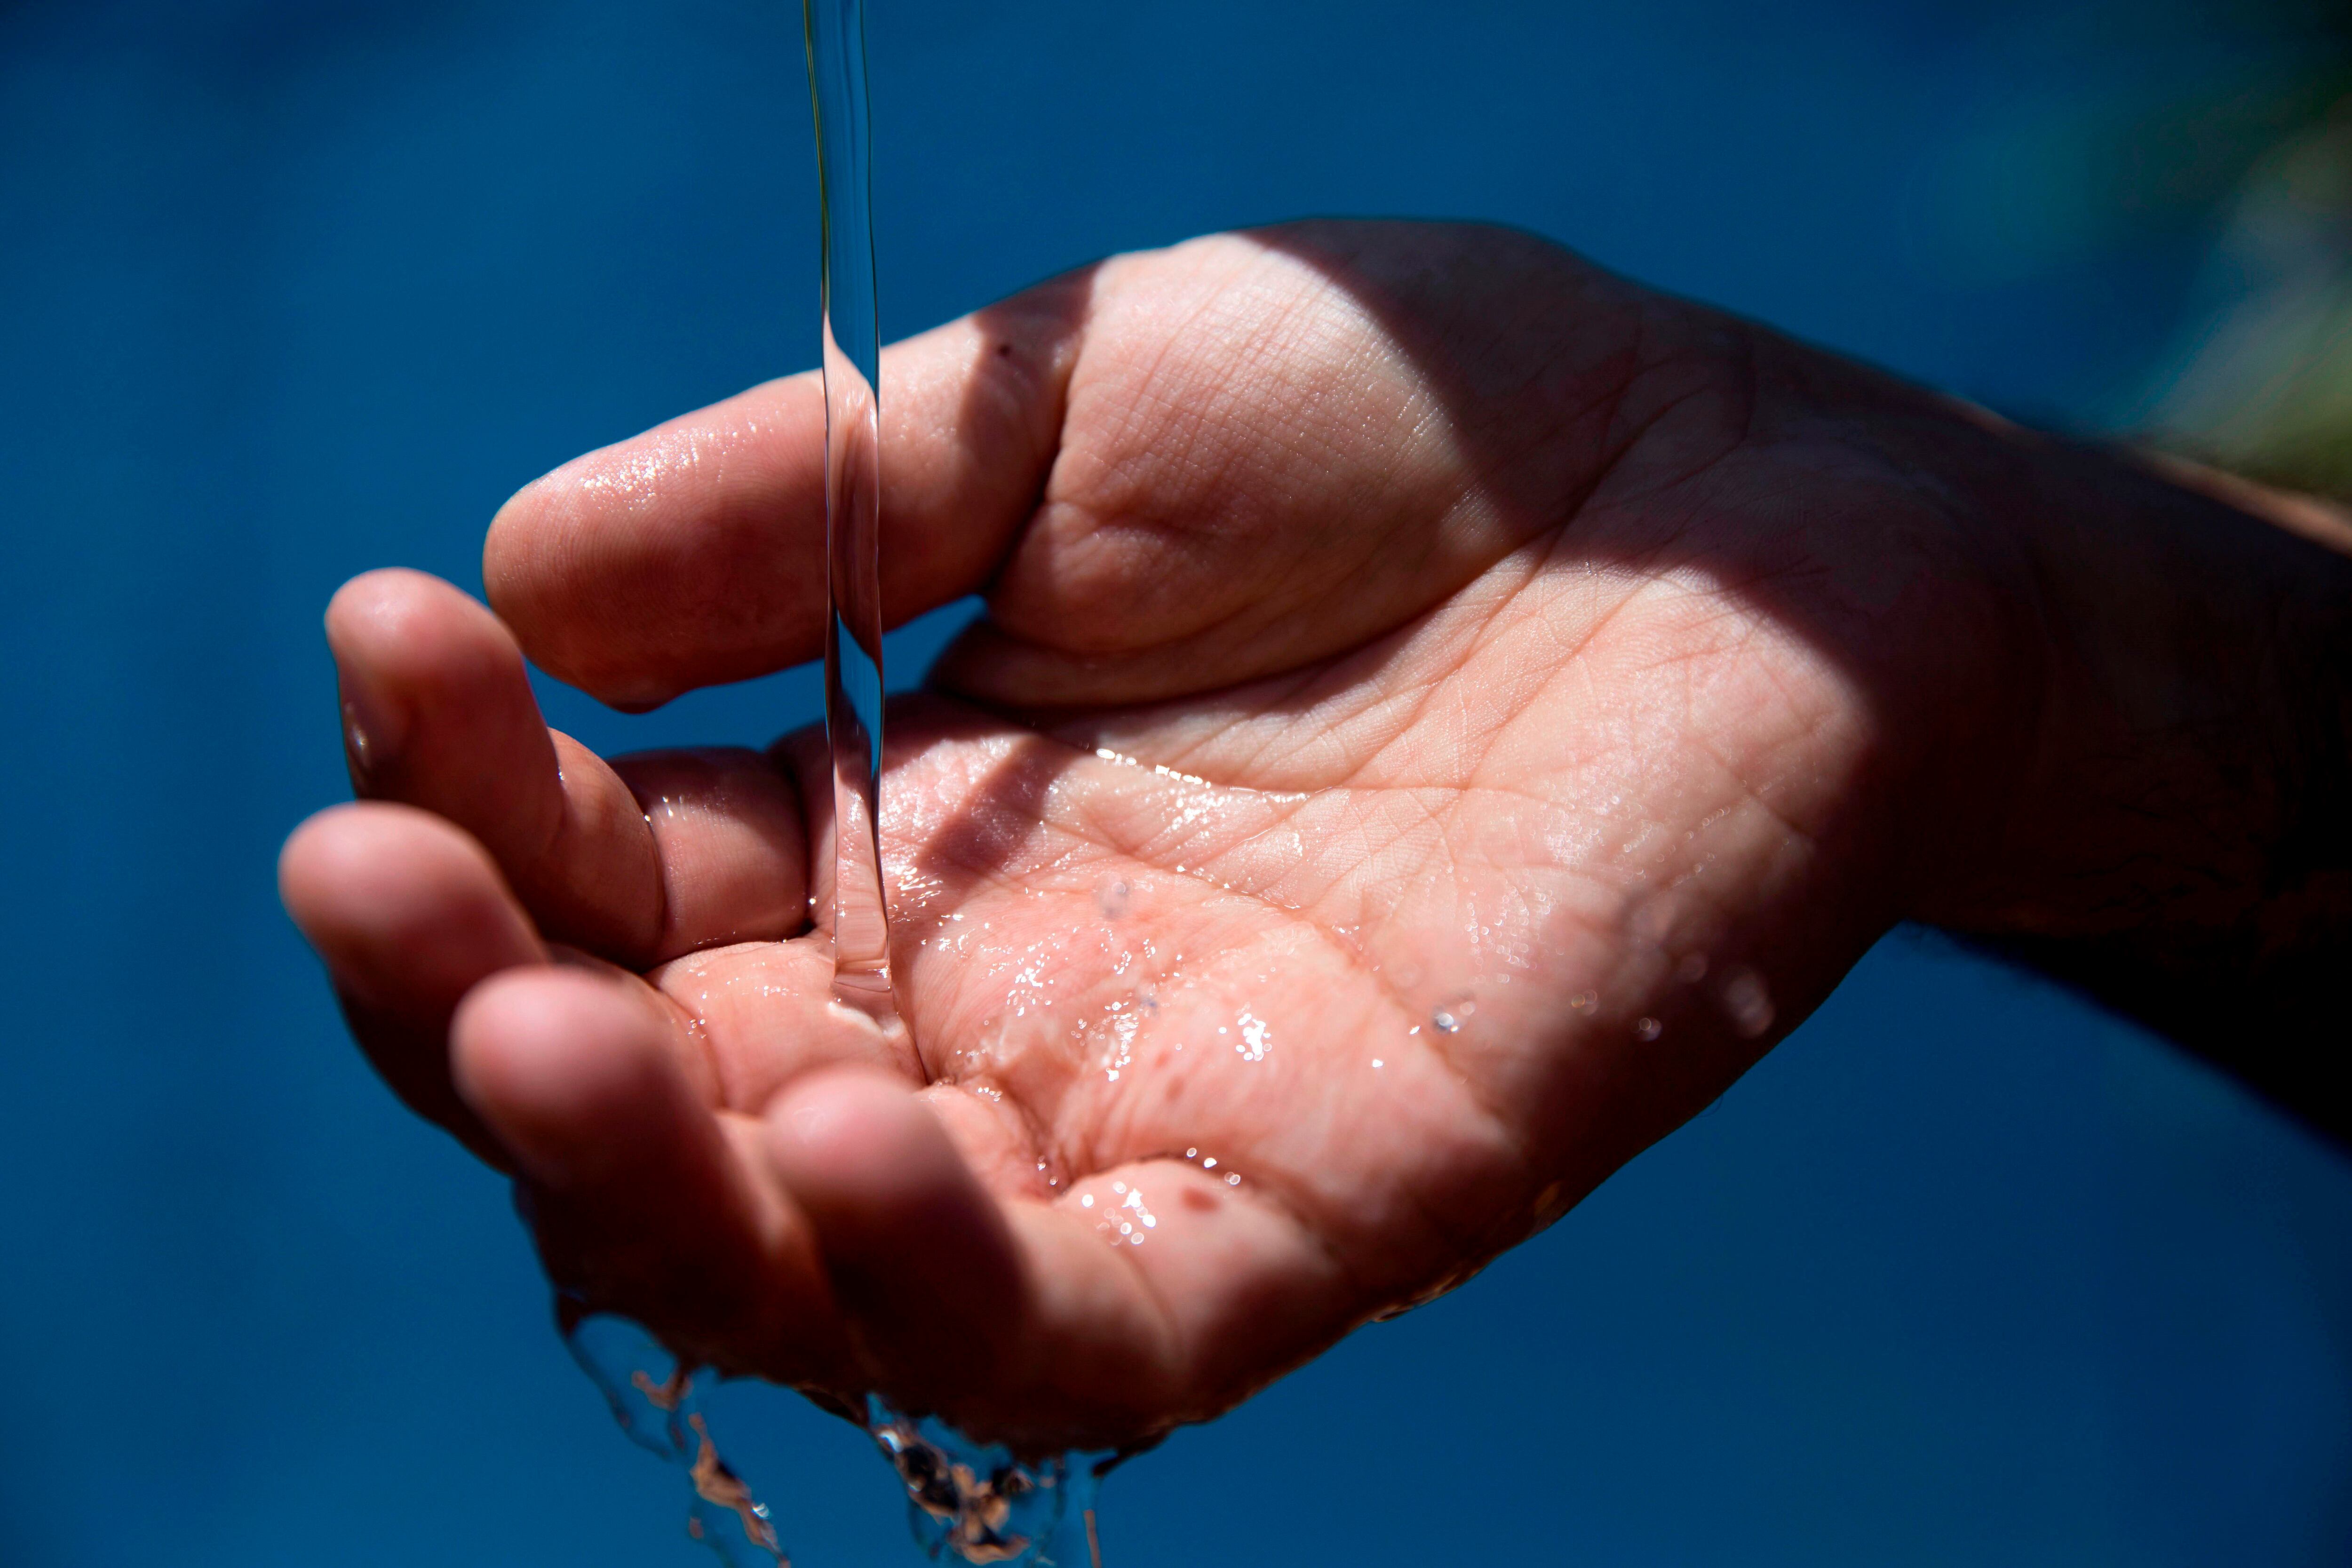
[[334, 662, 404, 790]]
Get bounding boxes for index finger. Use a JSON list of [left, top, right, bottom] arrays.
[[484, 270, 1093, 710]]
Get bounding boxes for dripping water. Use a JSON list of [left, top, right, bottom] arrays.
[[866, 1398, 1117, 1566], [568, 1311, 791, 1568], [569, 1305, 1114, 1567]]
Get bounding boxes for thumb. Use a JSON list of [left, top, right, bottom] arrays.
[[482, 265, 1095, 710]]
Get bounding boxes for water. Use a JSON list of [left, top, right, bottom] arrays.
[[561, 6, 1112, 1562], [568, 1309, 1114, 1568], [807, 0, 893, 1019], [866, 1400, 1113, 1565], [567, 1312, 792, 1567]]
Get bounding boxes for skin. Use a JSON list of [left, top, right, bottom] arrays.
[[279, 222, 2352, 1454]]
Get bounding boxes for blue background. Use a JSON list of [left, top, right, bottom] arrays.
[[5, 0, 2351, 1563]]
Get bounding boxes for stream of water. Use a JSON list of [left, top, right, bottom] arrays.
[[561, 6, 1110, 1564], [808, 0, 894, 1021]]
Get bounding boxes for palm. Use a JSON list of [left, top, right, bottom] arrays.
[[283, 223, 2019, 1449]]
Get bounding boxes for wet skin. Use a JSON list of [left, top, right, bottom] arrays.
[[280, 222, 2352, 1453]]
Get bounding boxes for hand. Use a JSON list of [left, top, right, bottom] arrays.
[[279, 221, 2351, 1451]]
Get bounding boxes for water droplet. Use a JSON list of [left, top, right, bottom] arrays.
[[1224, 1172, 1241, 1186], [1676, 953, 1709, 983], [1234, 1009, 1273, 1061], [1721, 965, 1776, 1038], [1431, 995, 1477, 1034], [1634, 1016, 1662, 1041], [1568, 990, 1597, 1011]]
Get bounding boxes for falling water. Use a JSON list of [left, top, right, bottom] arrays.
[[563, 5, 1112, 1565], [568, 1311, 791, 1568], [804, 7, 1114, 1560], [808, 0, 893, 1020]]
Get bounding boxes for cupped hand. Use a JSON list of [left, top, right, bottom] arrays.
[[281, 222, 2041, 1451]]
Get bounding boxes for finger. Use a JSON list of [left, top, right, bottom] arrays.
[[763, 1069, 1025, 1407], [610, 747, 810, 957], [453, 967, 847, 1378], [931, 223, 1660, 709], [1001, 1161, 1344, 1448], [278, 802, 545, 1165], [646, 937, 918, 1113], [763, 1075, 1351, 1450], [326, 567, 664, 960], [484, 273, 1094, 709]]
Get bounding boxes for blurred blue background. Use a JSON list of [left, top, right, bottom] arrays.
[[5, 0, 2352, 1562]]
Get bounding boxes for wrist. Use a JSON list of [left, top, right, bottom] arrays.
[[1910, 418, 2352, 1111], [1949, 438, 2351, 929]]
